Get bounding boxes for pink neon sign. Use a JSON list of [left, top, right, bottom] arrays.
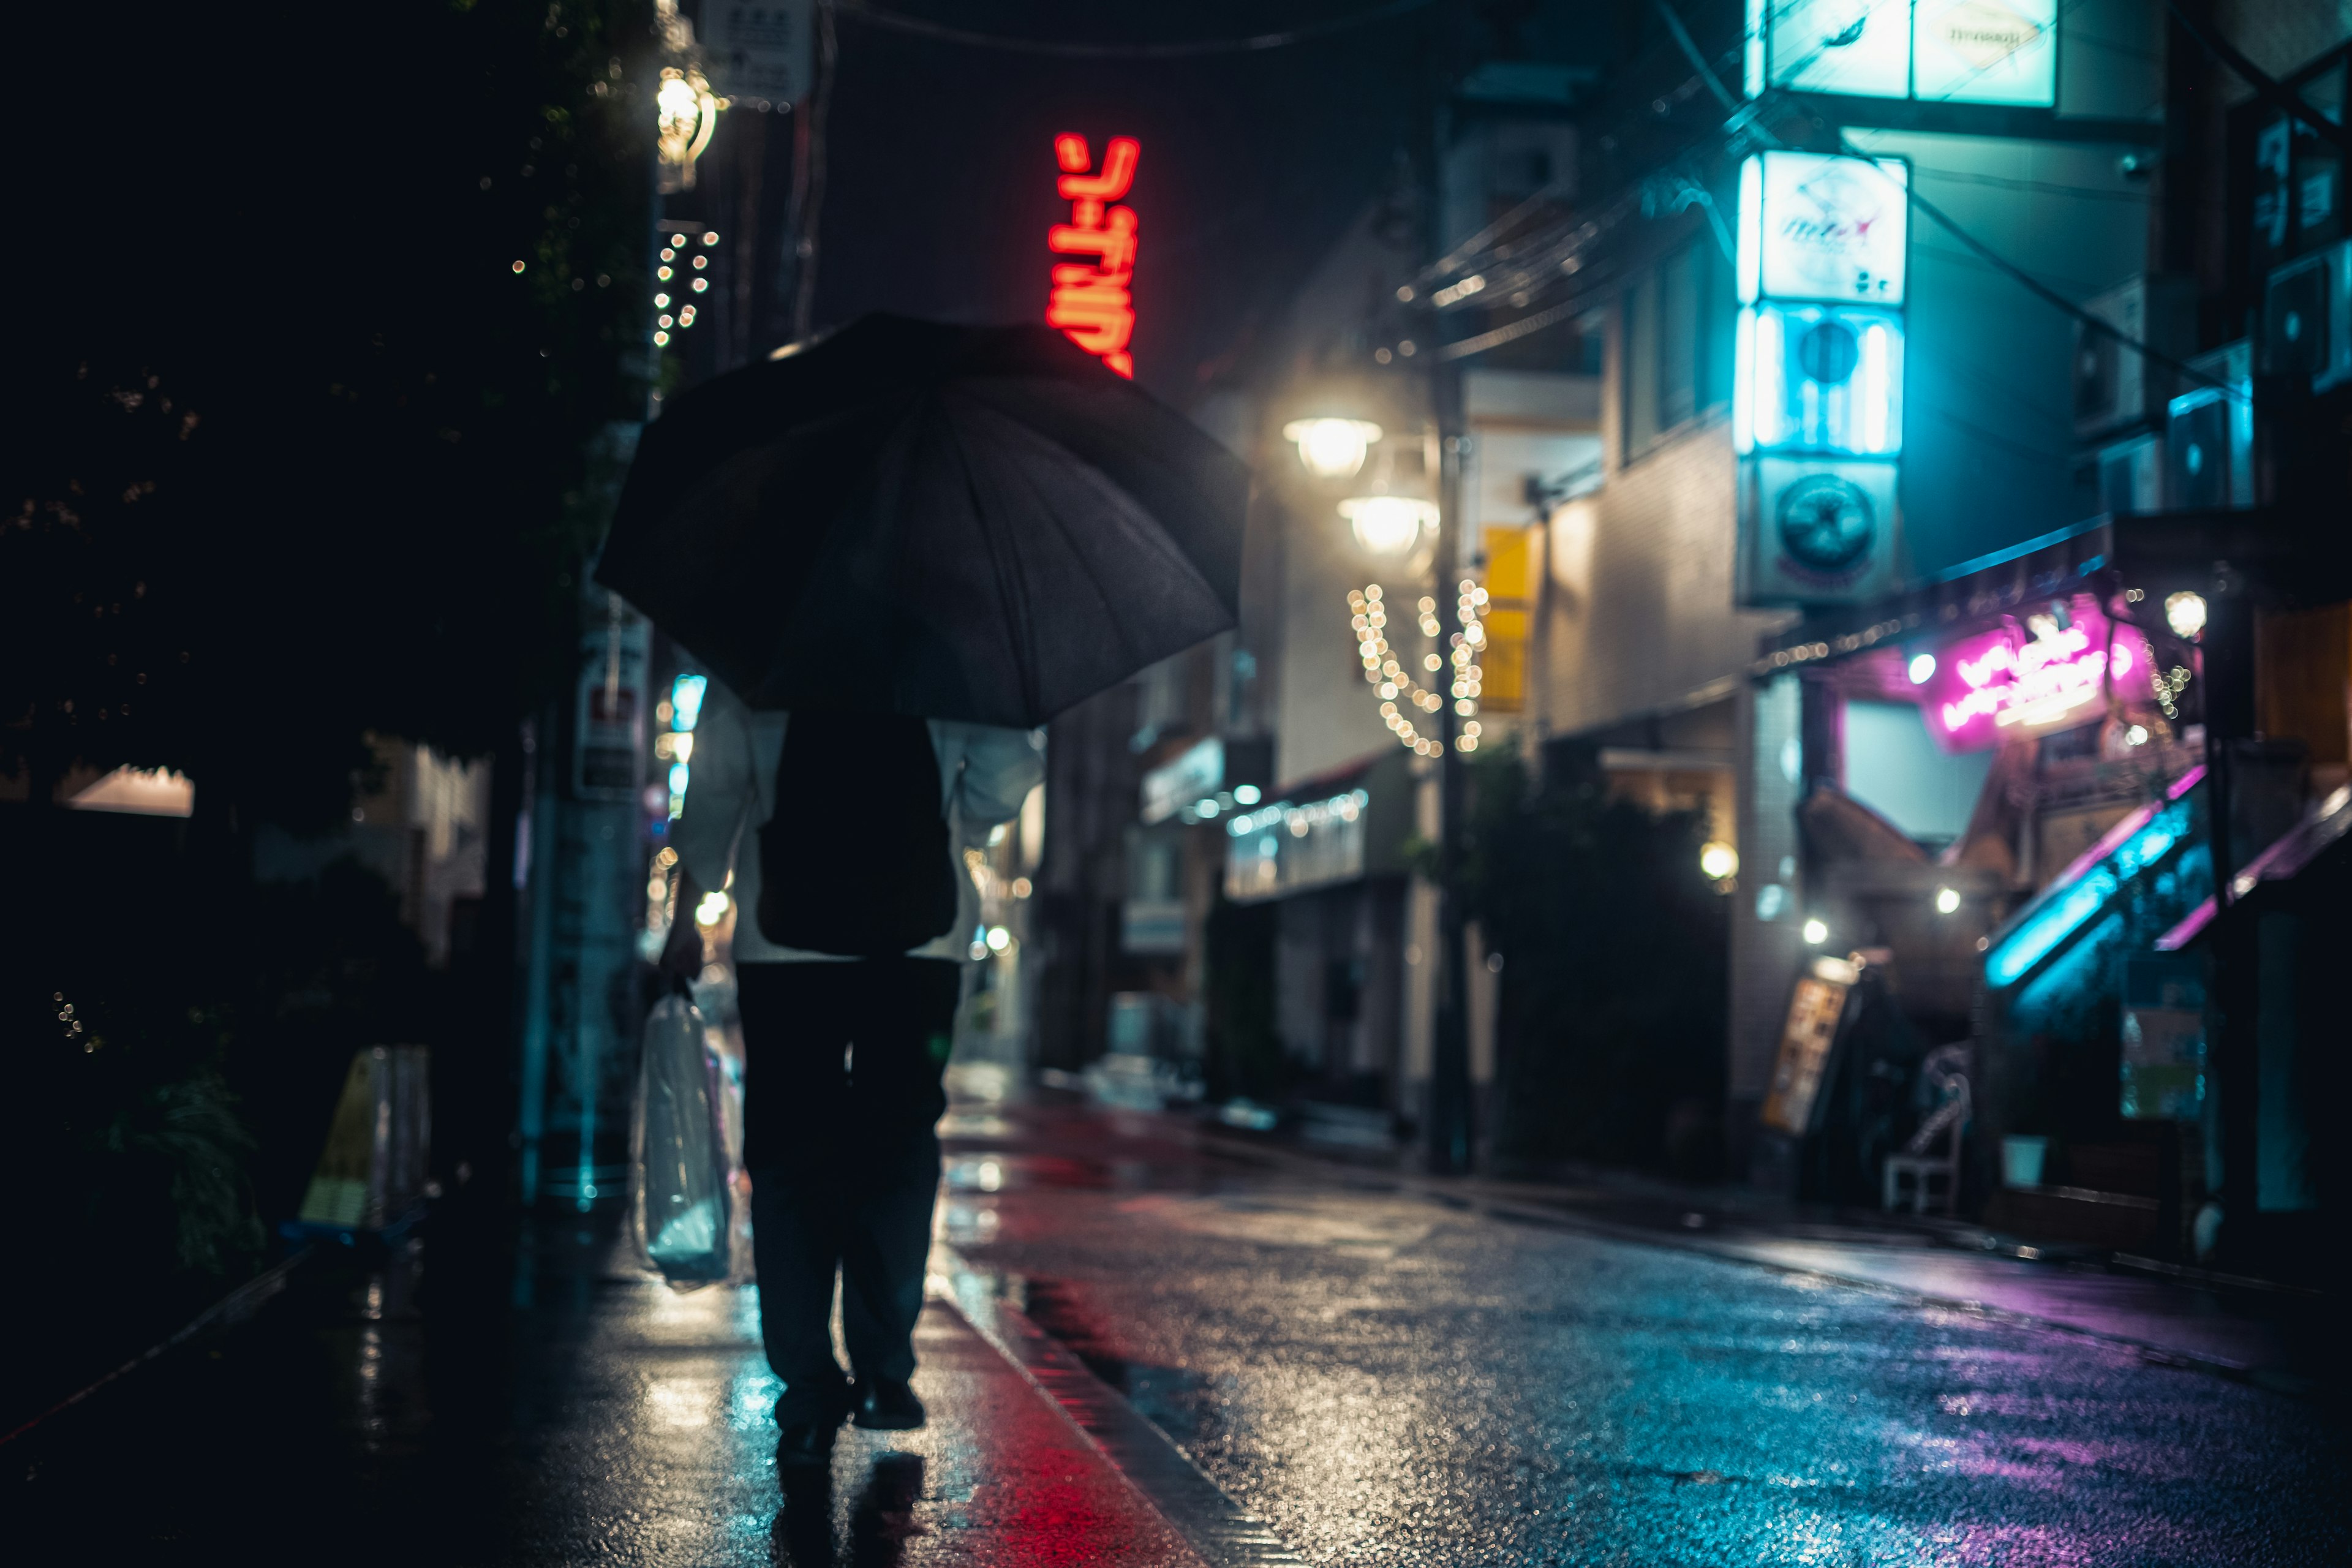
[[1918, 596, 2154, 753]]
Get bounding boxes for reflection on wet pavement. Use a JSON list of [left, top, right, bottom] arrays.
[[942, 1099, 2352, 1567], [2, 1209, 1206, 1566], [6, 1079, 2343, 1566]]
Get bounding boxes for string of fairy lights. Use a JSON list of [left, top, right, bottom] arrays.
[[505, 225, 721, 354], [1346, 578, 1488, 755], [651, 228, 720, 349]]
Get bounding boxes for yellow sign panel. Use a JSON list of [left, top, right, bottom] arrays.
[[1480, 526, 1532, 713]]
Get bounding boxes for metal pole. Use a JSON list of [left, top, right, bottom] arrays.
[[2200, 563, 2257, 1263], [1427, 379, 1474, 1174], [1423, 87, 1474, 1175]]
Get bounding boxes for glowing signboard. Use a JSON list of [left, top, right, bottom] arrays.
[[1738, 151, 1909, 306], [1753, 0, 1912, 100], [1733, 149, 1907, 608], [1744, 0, 2057, 107], [1046, 133, 1139, 378], [1740, 454, 1902, 601], [1917, 595, 2155, 752], [1735, 300, 1905, 455], [1913, 0, 2056, 107]]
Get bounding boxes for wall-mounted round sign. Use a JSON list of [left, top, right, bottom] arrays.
[[1776, 473, 1877, 575]]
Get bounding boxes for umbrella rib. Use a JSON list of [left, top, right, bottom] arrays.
[[944, 412, 1044, 724], [971, 411, 1167, 692]]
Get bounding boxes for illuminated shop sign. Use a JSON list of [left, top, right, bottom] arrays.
[[1046, 133, 1140, 378], [1744, 0, 2056, 108], [1140, 736, 1223, 824], [1914, 595, 2155, 753], [1738, 455, 1901, 601], [1735, 301, 1904, 456], [1223, 790, 1370, 902], [1738, 151, 1909, 306], [1912, 0, 2057, 106], [1986, 769, 2202, 989], [1733, 151, 1907, 608]]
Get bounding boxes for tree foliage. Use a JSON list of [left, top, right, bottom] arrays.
[[1455, 741, 1730, 1172], [7, 0, 660, 820]]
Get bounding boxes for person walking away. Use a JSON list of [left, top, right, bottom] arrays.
[[666, 676, 1042, 1467]]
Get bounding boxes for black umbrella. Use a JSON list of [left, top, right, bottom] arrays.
[[594, 314, 1250, 728]]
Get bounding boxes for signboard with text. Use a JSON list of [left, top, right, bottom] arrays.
[[1735, 151, 1908, 608], [1740, 151, 1909, 306], [1745, 0, 2057, 108], [574, 594, 650, 801], [1913, 593, 2156, 753], [1761, 959, 1858, 1135], [1046, 134, 1140, 377], [703, 2, 812, 105]]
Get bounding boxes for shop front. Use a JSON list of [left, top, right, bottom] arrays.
[[1747, 515, 2247, 1239], [1221, 748, 1421, 1118]]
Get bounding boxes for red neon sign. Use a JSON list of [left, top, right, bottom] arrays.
[[1047, 134, 1139, 378]]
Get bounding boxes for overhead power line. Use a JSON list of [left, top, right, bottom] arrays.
[[1471, 0, 2250, 407], [2163, 0, 2352, 154], [832, 0, 1443, 59]]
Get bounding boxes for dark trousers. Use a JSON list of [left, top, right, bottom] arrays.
[[736, 957, 960, 1422]]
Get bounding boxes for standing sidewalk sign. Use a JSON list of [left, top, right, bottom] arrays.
[[1735, 149, 1909, 607], [1760, 955, 1860, 1135]]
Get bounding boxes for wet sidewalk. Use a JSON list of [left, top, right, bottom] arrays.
[[1, 1216, 1229, 1567], [1182, 1115, 2332, 1392], [6, 1080, 2337, 1565]]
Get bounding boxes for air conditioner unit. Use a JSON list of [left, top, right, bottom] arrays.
[[2261, 238, 2352, 391], [2074, 277, 2196, 440], [2166, 340, 2255, 510], [2095, 432, 2164, 514]]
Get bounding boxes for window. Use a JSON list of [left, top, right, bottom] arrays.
[[1619, 239, 1733, 462]]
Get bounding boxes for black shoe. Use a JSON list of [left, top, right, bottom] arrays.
[[850, 1378, 926, 1431], [775, 1420, 838, 1469]]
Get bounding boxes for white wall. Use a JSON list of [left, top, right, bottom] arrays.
[[1843, 699, 1995, 843]]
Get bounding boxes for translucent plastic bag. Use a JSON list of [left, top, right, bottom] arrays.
[[630, 991, 736, 1287]]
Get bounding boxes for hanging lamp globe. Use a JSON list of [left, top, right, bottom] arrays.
[[1282, 417, 1384, 480], [1338, 494, 1438, 556]]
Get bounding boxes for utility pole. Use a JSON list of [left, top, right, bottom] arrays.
[[1424, 90, 1474, 1176]]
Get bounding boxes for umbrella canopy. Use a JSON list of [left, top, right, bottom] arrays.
[[595, 315, 1250, 728]]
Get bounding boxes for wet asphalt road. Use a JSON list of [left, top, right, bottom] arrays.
[[6, 1085, 2345, 1566], [940, 1096, 2350, 1567]]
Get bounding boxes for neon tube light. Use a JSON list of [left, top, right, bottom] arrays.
[[1860, 323, 1890, 452], [1918, 598, 2154, 752], [1985, 768, 2203, 987], [1046, 134, 1140, 377]]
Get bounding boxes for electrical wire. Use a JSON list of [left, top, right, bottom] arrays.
[[831, 0, 1444, 59], [1434, 273, 1616, 361], [2163, 0, 2351, 154], [1469, 0, 2255, 410], [1418, 0, 1920, 297], [1909, 165, 2155, 205]]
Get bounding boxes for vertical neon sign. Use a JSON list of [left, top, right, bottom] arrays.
[[1046, 134, 1139, 378]]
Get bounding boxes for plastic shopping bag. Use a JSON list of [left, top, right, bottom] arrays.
[[630, 991, 735, 1287]]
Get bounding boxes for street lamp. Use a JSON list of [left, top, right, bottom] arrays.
[[1339, 494, 1438, 555], [1283, 418, 1385, 480], [2165, 590, 2208, 641], [657, 66, 720, 193]]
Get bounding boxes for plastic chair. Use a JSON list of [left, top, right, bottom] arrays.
[[1883, 1045, 1970, 1216]]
